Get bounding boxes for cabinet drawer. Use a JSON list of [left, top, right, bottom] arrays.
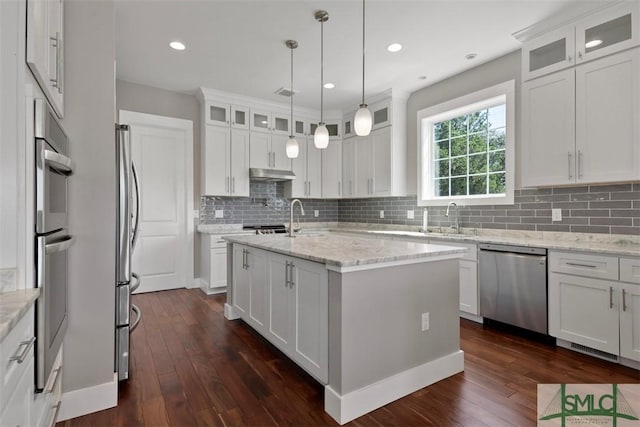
[[429, 239, 477, 262], [0, 305, 35, 415], [209, 235, 227, 248], [620, 257, 640, 284], [549, 251, 619, 280]]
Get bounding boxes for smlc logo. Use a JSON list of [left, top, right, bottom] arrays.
[[539, 384, 640, 427]]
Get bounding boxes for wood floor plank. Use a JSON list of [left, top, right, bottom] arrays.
[[59, 289, 640, 427]]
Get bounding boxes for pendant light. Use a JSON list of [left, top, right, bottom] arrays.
[[314, 10, 330, 149], [354, 0, 372, 136], [285, 40, 299, 158]]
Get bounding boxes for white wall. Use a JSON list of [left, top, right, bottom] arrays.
[[405, 51, 522, 195], [61, 0, 116, 400]]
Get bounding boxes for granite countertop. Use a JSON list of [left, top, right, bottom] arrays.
[[0, 289, 40, 343], [223, 233, 466, 269], [197, 224, 253, 235]]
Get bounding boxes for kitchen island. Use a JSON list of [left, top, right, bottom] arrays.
[[223, 233, 466, 424]]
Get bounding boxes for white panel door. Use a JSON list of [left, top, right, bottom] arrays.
[[459, 260, 478, 315], [203, 124, 230, 196], [521, 69, 576, 187], [250, 131, 270, 169], [354, 135, 371, 197], [576, 49, 640, 183], [371, 126, 392, 196], [230, 129, 250, 197], [122, 111, 193, 293], [342, 138, 355, 197], [248, 248, 268, 331], [267, 253, 291, 351], [271, 134, 291, 171], [322, 139, 342, 198], [620, 283, 640, 362], [548, 273, 620, 355], [306, 141, 322, 198], [289, 137, 308, 197], [232, 245, 249, 317]]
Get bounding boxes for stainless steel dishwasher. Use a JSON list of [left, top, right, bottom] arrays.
[[479, 243, 548, 334]]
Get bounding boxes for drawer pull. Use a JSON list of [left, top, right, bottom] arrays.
[[46, 366, 63, 394], [10, 337, 36, 364], [609, 286, 614, 309], [565, 262, 597, 269], [622, 289, 627, 312]]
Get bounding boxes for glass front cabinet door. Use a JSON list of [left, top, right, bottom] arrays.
[[523, 27, 575, 81], [207, 101, 230, 127], [231, 105, 249, 129]]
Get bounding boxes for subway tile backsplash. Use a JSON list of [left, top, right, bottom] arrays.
[[201, 182, 639, 235]]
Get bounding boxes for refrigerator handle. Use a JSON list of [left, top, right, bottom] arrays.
[[116, 124, 132, 283], [131, 160, 141, 250]]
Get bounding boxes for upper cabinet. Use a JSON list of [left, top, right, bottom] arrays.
[[206, 101, 249, 129], [27, 0, 64, 117], [520, 3, 640, 187], [250, 110, 291, 135], [521, 2, 639, 81]]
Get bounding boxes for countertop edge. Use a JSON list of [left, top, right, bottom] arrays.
[[0, 288, 40, 343]]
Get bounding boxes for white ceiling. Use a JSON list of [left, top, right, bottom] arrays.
[[115, 0, 606, 111]]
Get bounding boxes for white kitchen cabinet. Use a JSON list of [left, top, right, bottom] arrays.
[[521, 2, 639, 81], [201, 124, 249, 197], [232, 244, 268, 331], [200, 235, 239, 295], [522, 48, 639, 187], [250, 132, 291, 171], [342, 113, 354, 139], [371, 98, 392, 130], [342, 137, 355, 197], [352, 126, 394, 197], [267, 252, 328, 383], [549, 250, 640, 367], [205, 101, 249, 129], [310, 120, 341, 140], [251, 109, 291, 135], [459, 259, 478, 315], [26, 0, 64, 117], [575, 48, 640, 183], [322, 139, 342, 199], [0, 305, 35, 425], [287, 139, 322, 198], [32, 347, 62, 427]]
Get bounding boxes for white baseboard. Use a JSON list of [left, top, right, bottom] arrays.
[[324, 350, 464, 425], [224, 303, 241, 320], [460, 312, 483, 323], [186, 277, 198, 289], [58, 373, 118, 422]]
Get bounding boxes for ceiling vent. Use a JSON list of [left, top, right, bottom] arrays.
[[275, 87, 298, 97]]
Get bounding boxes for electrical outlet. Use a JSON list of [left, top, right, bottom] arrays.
[[380, 210, 385, 219], [193, 209, 200, 218], [314, 210, 319, 218], [552, 208, 562, 222], [215, 209, 224, 218], [421, 313, 430, 331], [407, 210, 414, 219]]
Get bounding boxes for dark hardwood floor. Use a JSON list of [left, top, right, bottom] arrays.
[[60, 288, 639, 427]]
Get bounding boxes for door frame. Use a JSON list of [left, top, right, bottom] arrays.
[[118, 110, 195, 288]]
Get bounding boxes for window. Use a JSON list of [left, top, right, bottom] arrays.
[[417, 80, 515, 206]]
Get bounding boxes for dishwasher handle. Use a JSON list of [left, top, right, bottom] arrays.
[[479, 243, 547, 256]]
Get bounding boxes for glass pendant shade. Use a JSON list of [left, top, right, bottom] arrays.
[[354, 105, 372, 136], [314, 124, 329, 149], [286, 136, 299, 158]]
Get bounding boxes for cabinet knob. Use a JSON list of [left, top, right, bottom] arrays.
[[567, 55, 572, 62]]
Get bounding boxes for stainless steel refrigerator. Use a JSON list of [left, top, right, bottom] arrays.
[[115, 123, 142, 381]]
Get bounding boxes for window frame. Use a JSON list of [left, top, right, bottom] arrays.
[[417, 80, 515, 206]]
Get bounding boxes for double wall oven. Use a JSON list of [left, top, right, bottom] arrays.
[[34, 98, 74, 391]]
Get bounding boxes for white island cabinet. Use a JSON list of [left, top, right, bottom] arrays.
[[224, 233, 465, 425]]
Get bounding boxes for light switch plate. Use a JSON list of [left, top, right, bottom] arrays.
[[215, 209, 224, 218], [380, 210, 384, 219], [407, 210, 414, 219], [551, 208, 562, 222], [421, 312, 429, 331]]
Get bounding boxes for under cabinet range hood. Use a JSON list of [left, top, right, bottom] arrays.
[[250, 168, 296, 181]]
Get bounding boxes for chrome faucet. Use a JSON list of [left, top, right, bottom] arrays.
[[289, 199, 305, 237], [445, 202, 460, 234]]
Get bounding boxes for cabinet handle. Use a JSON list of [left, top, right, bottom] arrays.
[[338, 181, 342, 197], [567, 55, 572, 62], [232, 177, 236, 194], [242, 249, 246, 269], [285, 261, 290, 287], [622, 289, 628, 312], [578, 50, 583, 59], [307, 181, 311, 196], [577, 150, 583, 179], [225, 176, 230, 192], [49, 32, 61, 92], [609, 286, 614, 309], [46, 365, 63, 394], [565, 262, 597, 268], [289, 262, 295, 287], [10, 337, 36, 364], [568, 152, 573, 180], [244, 249, 250, 269]]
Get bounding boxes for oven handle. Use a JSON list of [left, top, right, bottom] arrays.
[[130, 272, 141, 293], [130, 304, 142, 332], [44, 149, 74, 176], [131, 161, 141, 250], [45, 235, 75, 254]]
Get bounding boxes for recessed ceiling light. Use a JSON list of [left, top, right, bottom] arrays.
[[418, 76, 427, 80], [585, 39, 603, 48], [387, 43, 403, 53], [465, 53, 477, 60], [170, 41, 186, 51], [323, 82, 335, 89]]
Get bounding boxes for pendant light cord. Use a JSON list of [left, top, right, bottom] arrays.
[[361, 0, 366, 106], [290, 45, 294, 136], [320, 17, 324, 123]]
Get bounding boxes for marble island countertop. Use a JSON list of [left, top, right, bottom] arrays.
[[223, 233, 467, 269], [0, 288, 40, 343]]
